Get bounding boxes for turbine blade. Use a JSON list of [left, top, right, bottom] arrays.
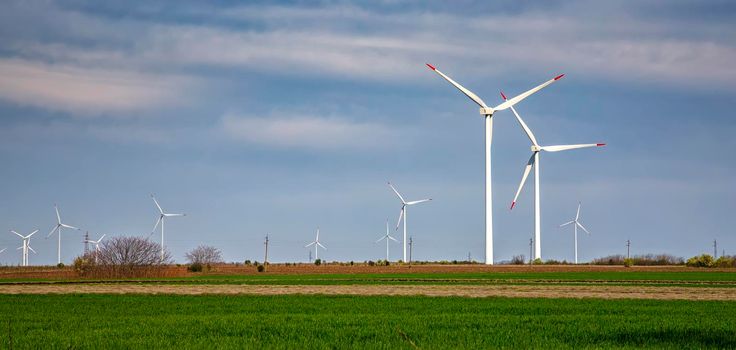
[[388, 235, 399, 243], [0, 248, 6, 254], [151, 216, 162, 235], [61, 224, 80, 230], [55, 205, 61, 224], [406, 199, 432, 205], [541, 143, 605, 152], [559, 220, 575, 227], [10, 230, 24, 238], [27, 230, 38, 237], [576, 203, 581, 220], [510, 154, 536, 209], [387, 182, 406, 203], [164, 213, 185, 217], [375, 236, 386, 243], [426, 64, 488, 108], [99, 234, 106, 241], [577, 222, 591, 234], [46, 225, 59, 238], [28, 246, 37, 254], [506, 103, 539, 147], [395, 207, 404, 231], [305, 242, 316, 248], [493, 74, 564, 111], [317, 242, 327, 250], [151, 195, 164, 214]]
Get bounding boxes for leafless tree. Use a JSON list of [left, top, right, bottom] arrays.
[[97, 236, 172, 266], [185, 245, 223, 265]]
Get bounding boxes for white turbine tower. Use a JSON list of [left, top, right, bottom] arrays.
[[375, 219, 399, 261], [304, 228, 326, 261], [388, 182, 431, 263], [559, 202, 591, 264], [427, 63, 563, 264], [150, 194, 186, 262], [85, 234, 106, 264], [46, 204, 80, 264], [11, 229, 38, 267], [504, 93, 604, 261]]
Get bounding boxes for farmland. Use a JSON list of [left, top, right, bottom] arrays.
[[1, 294, 734, 349]]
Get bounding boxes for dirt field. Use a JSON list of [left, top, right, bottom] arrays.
[[1, 283, 734, 300]]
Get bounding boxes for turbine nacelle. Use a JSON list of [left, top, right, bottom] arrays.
[[479, 107, 495, 116]]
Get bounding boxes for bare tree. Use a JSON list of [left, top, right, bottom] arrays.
[[185, 245, 223, 265], [75, 236, 172, 278]]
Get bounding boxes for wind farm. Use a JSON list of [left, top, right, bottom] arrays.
[[0, 1, 734, 348]]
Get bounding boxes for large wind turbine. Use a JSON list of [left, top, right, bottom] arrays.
[[559, 202, 590, 264], [427, 64, 563, 264], [150, 194, 186, 262], [85, 234, 106, 264], [304, 228, 326, 261], [504, 94, 604, 260], [388, 182, 431, 263], [375, 219, 399, 261], [46, 204, 80, 264], [12, 229, 38, 267]]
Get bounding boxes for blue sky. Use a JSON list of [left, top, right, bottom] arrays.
[[0, 0, 734, 265]]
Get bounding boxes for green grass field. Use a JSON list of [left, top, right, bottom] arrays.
[[1, 294, 734, 349]]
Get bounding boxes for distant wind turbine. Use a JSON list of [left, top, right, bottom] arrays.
[[85, 234, 106, 264], [375, 219, 399, 261], [12, 229, 38, 266], [559, 202, 591, 264], [150, 194, 186, 262], [504, 92, 604, 261], [427, 63, 564, 264], [46, 204, 80, 264], [304, 228, 326, 261], [388, 182, 431, 263]]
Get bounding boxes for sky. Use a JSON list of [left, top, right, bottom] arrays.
[[0, 0, 734, 265]]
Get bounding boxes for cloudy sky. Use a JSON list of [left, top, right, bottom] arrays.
[[0, 0, 734, 265]]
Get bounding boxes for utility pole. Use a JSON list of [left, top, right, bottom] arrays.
[[408, 236, 413, 264], [529, 238, 533, 264], [626, 239, 631, 259], [308, 250, 312, 263], [467, 251, 472, 263], [264, 234, 269, 266], [83, 231, 89, 255], [713, 240, 717, 259]]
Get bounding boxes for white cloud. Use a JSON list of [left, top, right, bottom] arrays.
[[0, 58, 195, 115], [221, 114, 398, 151]]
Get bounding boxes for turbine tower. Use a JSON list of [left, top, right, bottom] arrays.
[[46, 204, 80, 264], [427, 63, 563, 264], [304, 228, 326, 261], [504, 95, 604, 260], [150, 194, 186, 262], [559, 203, 591, 264], [375, 219, 399, 261], [84, 234, 106, 264], [388, 182, 431, 262], [11, 229, 38, 267]]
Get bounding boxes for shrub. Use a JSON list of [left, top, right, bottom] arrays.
[[687, 254, 715, 268], [532, 258, 543, 265], [624, 258, 634, 267], [188, 263, 203, 272], [57, 263, 65, 268], [244, 260, 251, 265], [367, 260, 375, 266], [314, 259, 322, 266], [257, 264, 265, 272], [510, 255, 526, 265], [715, 256, 735, 268], [185, 245, 223, 265], [73, 255, 95, 275]]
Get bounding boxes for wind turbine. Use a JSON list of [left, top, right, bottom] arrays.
[[388, 182, 431, 263], [559, 203, 591, 264], [427, 63, 563, 264], [375, 219, 399, 261], [150, 194, 186, 262], [504, 93, 604, 261], [304, 228, 326, 261], [46, 204, 80, 264], [12, 230, 38, 267], [85, 234, 106, 264]]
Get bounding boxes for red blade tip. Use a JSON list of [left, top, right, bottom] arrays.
[[510, 202, 516, 210], [426, 63, 436, 71], [597, 143, 606, 146], [554, 74, 565, 80], [500, 91, 507, 100]]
